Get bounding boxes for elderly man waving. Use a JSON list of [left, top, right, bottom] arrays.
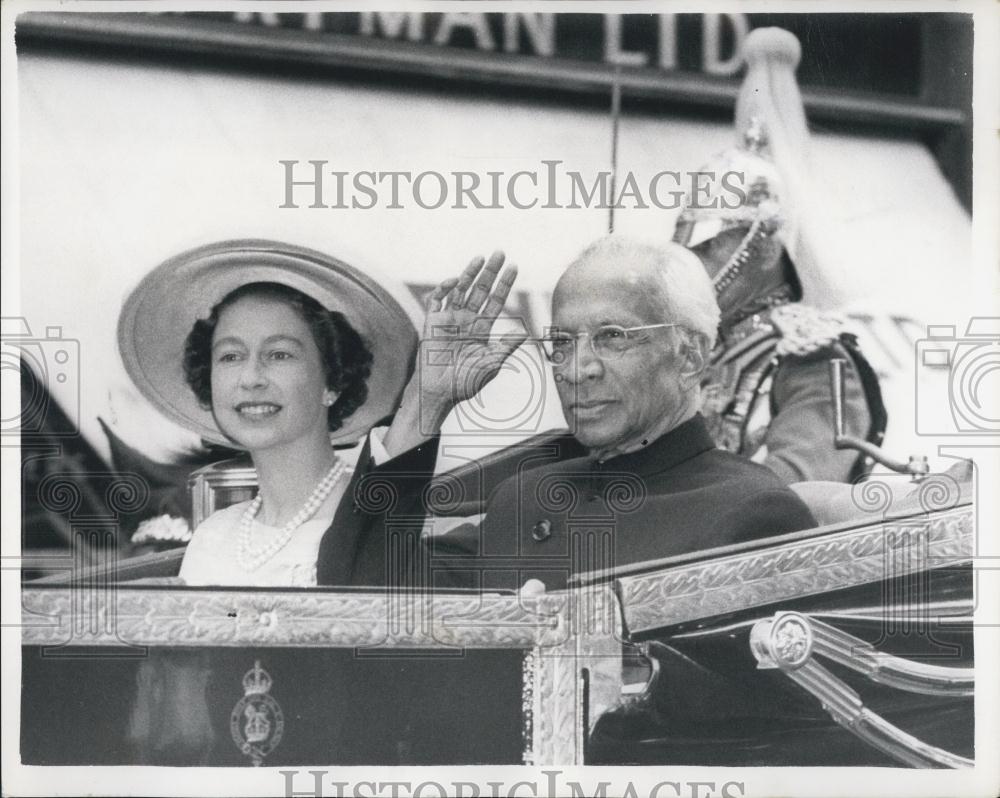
[[435, 235, 816, 591]]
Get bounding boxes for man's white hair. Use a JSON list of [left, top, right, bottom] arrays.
[[570, 235, 720, 349]]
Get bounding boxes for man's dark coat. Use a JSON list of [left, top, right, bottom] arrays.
[[433, 414, 816, 590]]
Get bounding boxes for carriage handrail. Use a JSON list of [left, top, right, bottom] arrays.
[[804, 613, 974, 695], [830, 358, 930, 480]]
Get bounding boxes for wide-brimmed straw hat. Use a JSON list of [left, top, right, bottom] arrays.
[[118, 239, 421, 448]]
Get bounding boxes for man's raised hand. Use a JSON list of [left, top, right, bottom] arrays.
[[421, 251, 528, 408]]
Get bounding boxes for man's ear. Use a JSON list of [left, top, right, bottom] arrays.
[[678, 333, 709, 388]]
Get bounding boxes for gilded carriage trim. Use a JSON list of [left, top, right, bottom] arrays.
[[527, 586, 625, 766], [521, 650, 536, 765], [20, 589, 571, 649], [22, 582, 623, 766], [617, 505, 973, 636], [22, 586, 625, 766], [531, 643, 580, 764], [21, 509, 972, 766]]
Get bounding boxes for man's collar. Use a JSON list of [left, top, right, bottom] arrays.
[[590, 414, 716, 476]]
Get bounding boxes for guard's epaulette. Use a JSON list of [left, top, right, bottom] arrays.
[[769, 303, 845, 357]]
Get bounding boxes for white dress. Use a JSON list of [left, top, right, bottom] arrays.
[[178, 501, 335, 587], [177, 432, 395, 587]]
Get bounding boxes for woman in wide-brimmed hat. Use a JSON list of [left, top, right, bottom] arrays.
[[119, 240, 522, 587]]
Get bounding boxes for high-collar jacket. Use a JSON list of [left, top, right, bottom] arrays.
[[432, 414, 816, 591]]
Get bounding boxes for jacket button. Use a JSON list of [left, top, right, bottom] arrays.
[[531, 520, 552, 542]]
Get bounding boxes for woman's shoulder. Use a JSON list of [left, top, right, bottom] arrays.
[[178, 501, 252, 584], [186, 501, 251, 548], [198, 500, 251, 527]]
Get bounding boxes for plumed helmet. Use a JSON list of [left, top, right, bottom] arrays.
[[673, 27, 848, 313]]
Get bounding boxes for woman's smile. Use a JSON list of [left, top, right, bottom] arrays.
[[234, 401, 283, 419]]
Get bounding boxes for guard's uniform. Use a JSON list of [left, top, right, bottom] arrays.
[[672, 51, 888, 483], [701, 302, 886, 483]]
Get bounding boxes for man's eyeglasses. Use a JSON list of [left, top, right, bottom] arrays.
[[541, 324, 679, 365]]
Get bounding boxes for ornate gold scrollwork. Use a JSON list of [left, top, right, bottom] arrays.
[[750, 611, 973, 768]]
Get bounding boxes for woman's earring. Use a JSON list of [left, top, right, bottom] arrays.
[[322, 392, 335, 407]]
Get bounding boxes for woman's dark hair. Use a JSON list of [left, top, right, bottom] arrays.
[[182, 282, 373, 432]]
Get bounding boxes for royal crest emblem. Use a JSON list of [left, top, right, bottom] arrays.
[[230, 659, 284, 766]]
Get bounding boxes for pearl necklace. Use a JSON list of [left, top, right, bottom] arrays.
[[237, 458, 348, 572]]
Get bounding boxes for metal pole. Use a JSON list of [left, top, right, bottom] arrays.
[[608, 65, 622, 234]]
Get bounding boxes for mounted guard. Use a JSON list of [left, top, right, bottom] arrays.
[[673, 28, 887, 484]]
